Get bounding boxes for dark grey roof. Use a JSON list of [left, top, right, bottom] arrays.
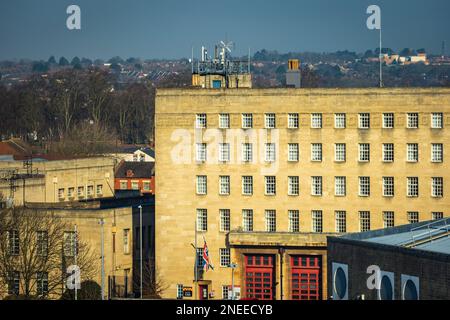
[[115, 161, 155, 179]]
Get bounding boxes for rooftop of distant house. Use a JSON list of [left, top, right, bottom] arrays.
[[115, 161, 155, 179], [115, 145, 155, 159], [0, 138, 114, 162]]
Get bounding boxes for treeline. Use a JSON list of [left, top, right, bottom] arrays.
[[0, 68, 155, 155]]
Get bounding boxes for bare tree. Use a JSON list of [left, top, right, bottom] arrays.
[[133, 259, 167, 299], [0, 207, 97, 300], [48, 122, 118, 156]]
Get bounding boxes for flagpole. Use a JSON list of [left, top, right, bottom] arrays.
[[194, 218, 198, 300]]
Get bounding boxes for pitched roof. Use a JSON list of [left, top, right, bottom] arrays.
[[115, 161, 155, 179], [0, 139, 31, 157]]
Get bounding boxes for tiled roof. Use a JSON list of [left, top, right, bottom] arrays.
[[115, 161, 155, 179]]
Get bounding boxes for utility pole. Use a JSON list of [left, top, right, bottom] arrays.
[[138, 205, 143, 299], [379, 26, 383, 88], [74, 224, 78, 301], [99, 218, 105, 300]]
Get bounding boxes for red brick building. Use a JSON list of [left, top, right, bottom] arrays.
[[114, 161, 155, 195]]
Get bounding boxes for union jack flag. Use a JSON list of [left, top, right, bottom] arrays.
[[202, 238, 214, 272]]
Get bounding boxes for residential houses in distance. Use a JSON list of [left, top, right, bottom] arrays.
[[0, 140, 156, 299]]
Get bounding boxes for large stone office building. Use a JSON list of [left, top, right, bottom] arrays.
[[155, 87, 450, 300]]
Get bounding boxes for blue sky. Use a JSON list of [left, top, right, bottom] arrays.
[[0, 0, 449, 60]]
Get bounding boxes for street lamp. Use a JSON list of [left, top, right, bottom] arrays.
[[228, 263, 237, 300], [138, 205, 143, 299], [98, 218, 105, 300]]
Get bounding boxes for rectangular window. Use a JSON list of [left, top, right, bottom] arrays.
[[288, 176, 299, 196], [37, 231, 48, 257], [265, 143, 276, 162], [196, 143, 207, 162], [196, 176, 207, 195], [96, 184, 103, 195], [68, 187, 75, 198], [288, 210, 300, 233], [335, 143, 346, 162], [359, 211, 371, 232], [196, 209, 208, 232], [8, 271, 20, 295], [196, 248, 204, 268], [407, 143, 419, 162], [311, 143, 322, 162], [432, 212, 444, 220], [359, 176, 370, 197], [432, 177, 443, 197], [265, 210, 277, 232], [431, 143, 443, 162], [8, 230, 20, 255], [242, 143, 253, 162], [383, 143, 394, 162], [119, 181, 128, 190], [219, 176, 230, 195], [242, 176, 253, 195], [288, 113, 299, 129], [196, 114, 207, 128], [383, 211, 395, 228], [311, 113, 322, 129], [220, 248, 231, 267], [219, 114, 230, 129], [222, 285, 230, 300], [58, 188, 65, 199], [143, 181, 151, 191], [242, 113, 253, 129], [383, 113, 394, 128], [265, 176, 276, 195], [288, 143, 299, 162], [123, 229, 130, 254], [335, 176, 346, 196], [220, 209, 230, 232], [242, 210, 253, 232], [176, 284, 184, 300], [63, 231, 77, 257], [312, 211, 323, 233], [407, 113, 419, 128], [335, 113, 346, 129], [87, 186, 94, 197], [407, 177, 419, 197], [431, 113, 443, 129], [383, 177, 395, 197], [219, 143, 230, 162], [36, 272, 48, 296], [311, 176, 322, 196], [335, 211, 347, 233], [131, 181, 139, 190], [359, 143, 370, 162], [359, 113, 370, 129], [407, 212, 419, 224], [78, 186, 85, 197], [265, 113, 276, 129]]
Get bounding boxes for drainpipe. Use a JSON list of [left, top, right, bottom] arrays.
[[279, 247, 285, 300]]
